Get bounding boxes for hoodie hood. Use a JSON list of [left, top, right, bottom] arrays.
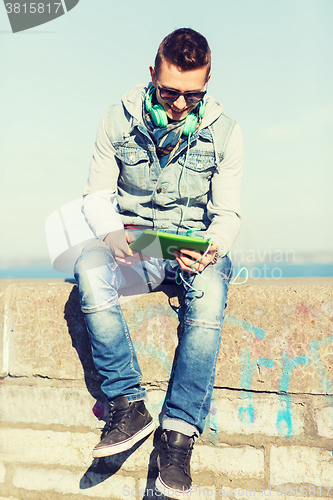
[[121, 83, 225, 131]]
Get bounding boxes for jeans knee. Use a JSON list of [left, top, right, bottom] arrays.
[[74, 241, 122, 312], [74, 240, 115, 275], [184, 271, 229, 325]]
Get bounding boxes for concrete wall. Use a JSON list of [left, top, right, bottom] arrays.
[[0, 278, 333, 500]]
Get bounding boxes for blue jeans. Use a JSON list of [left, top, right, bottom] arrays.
[[74, 237, 232, 436]]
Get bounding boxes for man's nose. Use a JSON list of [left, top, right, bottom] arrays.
[[173, 95, 187, 109]]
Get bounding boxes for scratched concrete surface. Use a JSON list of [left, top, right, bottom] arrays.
[[0, 282, 8, 377], [0, 279, 332, 396]]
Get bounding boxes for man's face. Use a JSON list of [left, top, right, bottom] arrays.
[[149, 61, 210, 122]]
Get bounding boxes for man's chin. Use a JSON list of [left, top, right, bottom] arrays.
[[166, 108, 191, 121]]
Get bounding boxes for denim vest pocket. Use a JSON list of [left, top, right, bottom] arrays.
[[178, 153, 216, 198], [116, 146, 150, 191]]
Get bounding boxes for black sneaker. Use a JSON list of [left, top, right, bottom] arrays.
[[155, 430, 194, 498], [92, 396, 154, 458]]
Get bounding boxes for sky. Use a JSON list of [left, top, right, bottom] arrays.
[[1, 0, 332, 269]]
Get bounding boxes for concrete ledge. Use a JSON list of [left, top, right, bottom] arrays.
[[1, 278, 333, 392], [1, 278, 333, 500]]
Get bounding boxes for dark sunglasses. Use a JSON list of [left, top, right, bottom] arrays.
[[157, 86, 206, 104]]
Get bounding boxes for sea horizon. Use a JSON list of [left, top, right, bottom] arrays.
[[1, 261, 332, 280]]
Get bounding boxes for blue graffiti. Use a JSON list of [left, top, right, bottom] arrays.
[[229, 319, 274, 425], [279, 353, 312, 392], [276, 352, 311, 437], [309, 335, 333, 431], [309, 335, 333, 395], [239, 349, 274, 423], [225, 316, 265, 340], [277, 394, 293, 437]]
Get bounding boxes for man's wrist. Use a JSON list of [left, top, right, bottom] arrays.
[[209, 246, 220, 265]]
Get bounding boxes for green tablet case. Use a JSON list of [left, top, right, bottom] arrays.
[[129, 230, 211, 260]]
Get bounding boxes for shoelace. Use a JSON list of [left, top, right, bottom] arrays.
[[101, 405, 134, 438], [162, 439, 193, 472]]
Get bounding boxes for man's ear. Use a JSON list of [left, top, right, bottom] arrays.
[[149, 65, 157, 87], [205, 71, 212, 86]]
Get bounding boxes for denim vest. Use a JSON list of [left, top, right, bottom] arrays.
[[108, 92, 236, 233]]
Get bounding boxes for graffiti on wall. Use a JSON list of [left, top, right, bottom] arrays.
[[9, 291, 333, 438], [125, 302, 333, 438]]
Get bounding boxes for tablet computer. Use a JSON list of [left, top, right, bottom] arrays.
[[129, 230, 211, 260]]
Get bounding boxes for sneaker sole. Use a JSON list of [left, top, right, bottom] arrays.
[[92, 420, 155, 458], [155, 473, 192, 499]]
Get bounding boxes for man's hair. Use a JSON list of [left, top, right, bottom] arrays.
[[155, 28, 211, 79]]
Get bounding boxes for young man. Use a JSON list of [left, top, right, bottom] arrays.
[[74, 28, 243, 498]]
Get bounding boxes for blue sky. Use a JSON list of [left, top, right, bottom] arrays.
[[0, 0, 332, 266]]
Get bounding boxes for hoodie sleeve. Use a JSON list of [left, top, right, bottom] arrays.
[[206, 122, 243, 256], [81, 108, 124, 239], [83, 108, 120, 196]]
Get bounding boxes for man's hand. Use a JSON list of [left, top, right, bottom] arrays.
[[173, 242, 218, 273], [103, 230, 149, 266]]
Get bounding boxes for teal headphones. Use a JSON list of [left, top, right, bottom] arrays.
[[145, 87, 205, 136]]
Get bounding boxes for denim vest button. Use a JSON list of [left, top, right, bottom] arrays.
[[156, 188, 162, 194]]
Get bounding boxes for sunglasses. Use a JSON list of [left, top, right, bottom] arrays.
[[157, 86, 206, 104]]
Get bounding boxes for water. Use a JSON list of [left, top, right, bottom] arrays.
[[0, 265, 74, 280], [0, 262, 332, 280], [232, 263, 333, 280]]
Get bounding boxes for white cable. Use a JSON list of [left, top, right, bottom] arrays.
[[230, 266, 249, 285]]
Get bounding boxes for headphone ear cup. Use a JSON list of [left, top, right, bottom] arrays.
[[182, 113, 198, 136], [198, 100, 206, 118], [150, 104, 168, 128], [145, 87, 168, 128], [145, 91, 153, 113], [182, 100, 206, 136]]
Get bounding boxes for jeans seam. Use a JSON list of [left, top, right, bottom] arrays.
[[117, 303, 143, 382], [81, 297, 120, 314], [184, 319, 221, 328], [195, 322, 224, 429]]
